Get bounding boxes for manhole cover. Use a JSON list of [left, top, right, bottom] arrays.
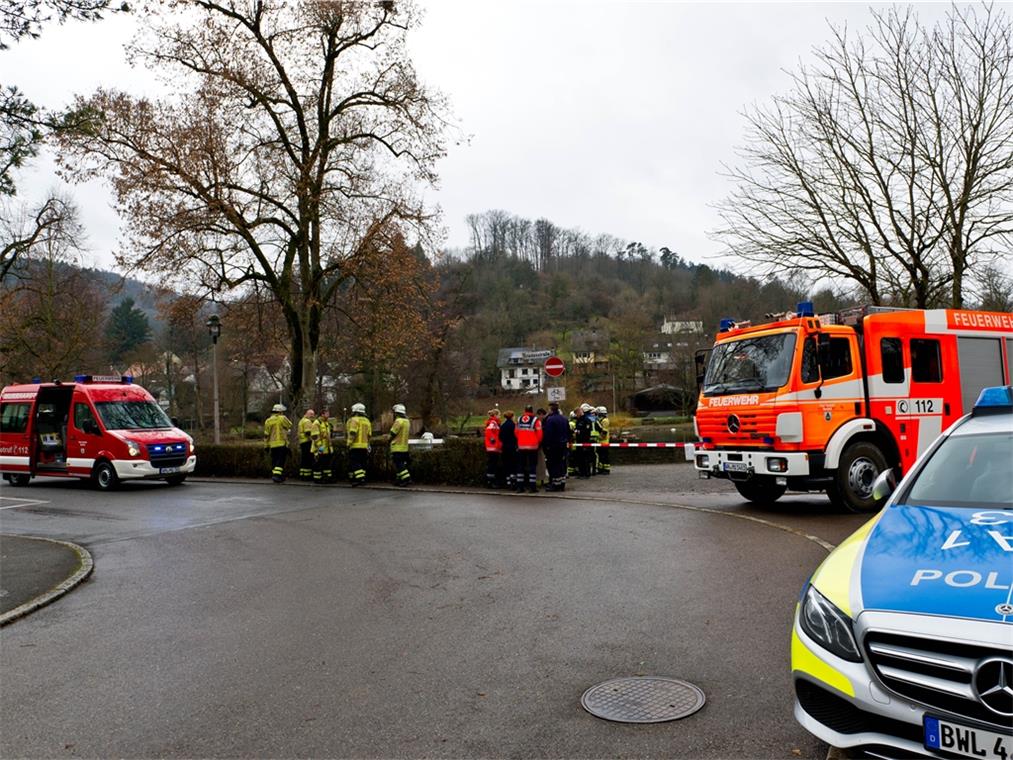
[[581, 676, 705, 723]]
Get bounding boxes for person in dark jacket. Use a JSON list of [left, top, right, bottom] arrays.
[[498, 410, 517, 491], [573, 404, 594, 478], [541, 401, 571, 491]]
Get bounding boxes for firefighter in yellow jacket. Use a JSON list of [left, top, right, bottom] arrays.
[[346, 402, 371, 486], [263, 404, 292, 483], [297, 409, 316, 480], [389, 403, 411, 486], [312, 409, 334, 483]]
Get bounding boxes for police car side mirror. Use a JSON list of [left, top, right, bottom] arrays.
[[872, 468, 897, 502]]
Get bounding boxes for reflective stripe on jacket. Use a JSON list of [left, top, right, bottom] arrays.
[[317, 419, 333, 454]]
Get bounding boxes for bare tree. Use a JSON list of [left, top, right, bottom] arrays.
[[59, 1, 451, 409], [1, 195, 79, 280], [714, 5, 1013, 307]]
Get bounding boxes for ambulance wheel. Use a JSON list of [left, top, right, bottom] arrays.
[[5, 473, 30, 487], [165, 474, 186, 486], [733, 477, 786, 504], [93, 461, 119, 491], [829, 442, 887, 513]]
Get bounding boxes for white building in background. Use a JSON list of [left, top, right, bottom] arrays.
[[660, 318, 704, 335], [497, 347, 552, 391]]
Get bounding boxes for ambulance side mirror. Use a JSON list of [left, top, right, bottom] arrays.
[[872, 468, 897, 502]]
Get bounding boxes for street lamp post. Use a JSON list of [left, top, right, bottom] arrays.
[[206, 314, 222, 445]]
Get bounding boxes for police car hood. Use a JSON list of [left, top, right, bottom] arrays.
[[855, 503, 1013, 625]]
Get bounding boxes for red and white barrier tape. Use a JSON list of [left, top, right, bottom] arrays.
[[571, 442, 688, 448]]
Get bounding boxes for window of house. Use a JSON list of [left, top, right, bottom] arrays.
[[911, 338, 943, 383], [880, 338, 904, 383]]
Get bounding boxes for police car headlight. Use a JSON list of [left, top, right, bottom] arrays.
[[800, 585, 862, 663], [126, 440, 143, 457]]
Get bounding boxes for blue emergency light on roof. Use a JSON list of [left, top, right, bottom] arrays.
[[972, 385, 1013, 415], [719, 318, 736, 332], [796, 301, 815, 317]]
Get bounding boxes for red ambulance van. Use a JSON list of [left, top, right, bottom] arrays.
[[0, 375, 196, 490]]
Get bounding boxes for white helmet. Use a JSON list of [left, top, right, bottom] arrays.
[[392, 403, 406, 415], [351, 402, 366, 414], [596, 406, 607, 415], [569, 411, 575, 419], [272, 403, 286, 413], [580, 403, 592, 412]]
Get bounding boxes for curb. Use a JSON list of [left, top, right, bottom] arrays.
[[0, 537, 94, 627]]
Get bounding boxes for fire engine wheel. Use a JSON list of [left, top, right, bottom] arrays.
[[733, 478, 787, 504], [5, 473, 30, 487], [829, 442, 888, 513], [92, 461, 119, 491]]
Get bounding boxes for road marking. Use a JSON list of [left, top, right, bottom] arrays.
[[0, 497, 51, 511]]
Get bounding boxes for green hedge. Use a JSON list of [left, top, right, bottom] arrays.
[[193, 437, 686, 484]]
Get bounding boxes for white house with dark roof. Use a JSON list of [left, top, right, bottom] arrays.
[[496, 347, 553, 391]]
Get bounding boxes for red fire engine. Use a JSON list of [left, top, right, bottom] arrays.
[[692, 304, 1013, 511], [0, 375, 196, 490]]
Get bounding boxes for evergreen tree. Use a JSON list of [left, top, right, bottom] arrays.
[[106, 297, 151, 363]]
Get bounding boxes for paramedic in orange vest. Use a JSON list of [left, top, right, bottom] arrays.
[[484, 408, 502, 488], [514, 404, 543, 493]]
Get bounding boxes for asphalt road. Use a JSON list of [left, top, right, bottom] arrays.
[[0, 464, 869, 758]]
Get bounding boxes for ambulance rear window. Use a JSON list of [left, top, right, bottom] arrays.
[[1, 402, 30, 433]]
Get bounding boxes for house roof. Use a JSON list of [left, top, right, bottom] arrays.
[[496, 347, 553, 368]]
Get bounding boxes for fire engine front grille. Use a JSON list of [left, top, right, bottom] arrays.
[[696, 407, 777, 444], [864, 632, 1013, 731], [148, 442, 187, 470]]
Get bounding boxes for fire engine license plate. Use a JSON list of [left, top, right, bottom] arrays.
[[925, 716, 1013, 760], [159, 466, 180, 475], [722, 461, 749, 472]]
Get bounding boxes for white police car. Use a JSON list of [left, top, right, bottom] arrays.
[[791, 386, 1013, 759]]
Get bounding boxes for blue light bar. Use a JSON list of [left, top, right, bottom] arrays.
[[74, 375, 88, 383], [973, 386, 1013, 415], [719, 318, 735, 332], [796, 301, 815, 317]]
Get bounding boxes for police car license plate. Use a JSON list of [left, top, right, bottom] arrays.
[[925, 716, 1013, 760], [722, 461, 749, 472], [159, 466, 180, 475]]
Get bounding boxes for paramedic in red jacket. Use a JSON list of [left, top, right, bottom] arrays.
[[484, 408, 502, 488], [514, 404, 543, 493]]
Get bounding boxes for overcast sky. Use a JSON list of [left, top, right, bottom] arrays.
[[6, 1, 956, 274]]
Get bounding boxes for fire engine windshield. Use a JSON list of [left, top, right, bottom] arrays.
[[95, 401, 173, 431], [703, 333, 797, 396]]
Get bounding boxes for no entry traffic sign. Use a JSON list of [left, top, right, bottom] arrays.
[[544, 355, 565, 377]]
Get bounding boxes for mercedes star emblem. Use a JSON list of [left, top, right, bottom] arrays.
[[973, 657, 1013, 716], [727, 414, 741, 433]]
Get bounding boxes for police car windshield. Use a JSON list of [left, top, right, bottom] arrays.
[[703, 333, 796, 396], [95, 401, 173, 431], [905, 432, 1013, 509]]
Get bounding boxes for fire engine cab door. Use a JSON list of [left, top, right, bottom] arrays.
[[68, 398, 101, 476], [797, 333, 863, 443], [899, 336, 957, 460]]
